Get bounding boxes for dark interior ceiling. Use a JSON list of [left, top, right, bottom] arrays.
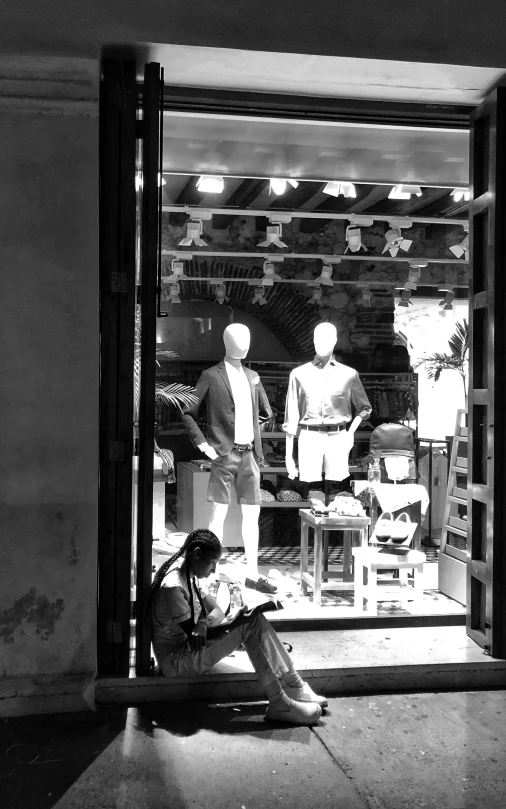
[[162, 176, 469, 226]]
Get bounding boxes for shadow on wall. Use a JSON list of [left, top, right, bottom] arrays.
[[156, 301, 292, 362]]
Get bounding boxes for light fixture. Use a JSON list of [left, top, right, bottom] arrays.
[[196, 175, 224, 194], [357, 284, 372, 307], [310, 256, 341, 286], [382, 219, 413, 257], [178, 220, 207, 247], [439, 287, 455, 311], [388, 185, 422, 200], [397, 289, 413, 308], [323, 181, 356, 198], [259, 258, 283, 286], [449, 233, 469, 260], [252, 287, 268, 306], [168, 283, 181, 304], [345, 217, 373, 254], [269, 179, 299, 196], [257, 214, 292, 249], [451, 188, 471, 202], [215, 284, 229, 305], [308, 287, 323, 306], [165, 257, 190, 282]]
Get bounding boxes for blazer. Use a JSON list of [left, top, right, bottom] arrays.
[[182, 361, 272, 458]]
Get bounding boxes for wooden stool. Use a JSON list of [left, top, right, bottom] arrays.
[[299, 509, 370, 606], [352, 546, 426, 615]]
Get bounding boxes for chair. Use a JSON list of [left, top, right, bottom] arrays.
[[352, 546, 425, 615]]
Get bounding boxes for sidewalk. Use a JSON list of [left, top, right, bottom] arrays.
[[2, 690, 505, 809]]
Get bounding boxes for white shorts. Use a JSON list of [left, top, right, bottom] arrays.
[[297, 428, 353, 482]]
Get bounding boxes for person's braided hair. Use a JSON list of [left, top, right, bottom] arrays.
[[146, 528, 221, 632]]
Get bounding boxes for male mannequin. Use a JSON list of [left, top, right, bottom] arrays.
[[283, 323, 372, 482], [182, 324, 277, 594]]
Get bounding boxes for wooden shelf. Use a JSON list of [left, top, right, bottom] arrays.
[[260, 466, 287, 473], [261, 501, 310, 508]]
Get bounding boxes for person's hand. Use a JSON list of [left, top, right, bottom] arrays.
[[189, 621, 208, 651], [197, 442, 219, 461], [286, 456, 299, 480]]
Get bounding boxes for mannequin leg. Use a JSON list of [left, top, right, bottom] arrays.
[[241, 504, 260, 579], [208, 502, 228, 540]]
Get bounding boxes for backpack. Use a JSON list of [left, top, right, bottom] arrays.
[[369, 422, 416, 481]]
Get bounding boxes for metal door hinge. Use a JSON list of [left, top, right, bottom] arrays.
[[111, 272, 127, 294], [109, 441, 125, 462], [106, 621, 123, 644]]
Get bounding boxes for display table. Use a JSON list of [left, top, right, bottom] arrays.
[[177, 462, 244, 547], [299, 509, 371, 606], [352, 546, 426, 615]]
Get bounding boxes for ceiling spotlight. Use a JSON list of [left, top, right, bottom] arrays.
[[439, 288, 455, 311], [258, 214, 292, 249], [397, 289, 413, 308], [269, 178, 299, 195], [252, 287, 268, 306], [178, 219, 207, 247], [215, 284, 229, 305], [345, 226, 367, 254], [310, 256, 341, 286], [357, 286, 372, 307], [449, 233, 469, 260], [165, 258, 189, 282], [405, 265, 421, 290], [196, 175, 224, 194], [323, 181, 356, 198], [260, 259, 283, 286], [383, 219, 413, 257], [388, 185, 422, 200], [168, 283, 181, 304], [451, 188, 471, 202], [308, 287, 323, 306]]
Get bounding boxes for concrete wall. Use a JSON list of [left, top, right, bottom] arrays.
[[0, 57, 99, 715]]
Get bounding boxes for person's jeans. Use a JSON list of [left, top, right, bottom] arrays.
[[159, 614, 293, 691]]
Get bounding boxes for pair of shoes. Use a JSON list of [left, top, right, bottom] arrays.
[[375, 512, 412, 543], [245, 576, 278, 594], [284, 681, 328, 708], [266, 698, 322, 726]]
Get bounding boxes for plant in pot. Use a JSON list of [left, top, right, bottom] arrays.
[[134, 311, 197, 482], [418, 319, 469, 404]]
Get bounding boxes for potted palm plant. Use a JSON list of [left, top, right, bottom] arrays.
[[419, 319, 469, 403]]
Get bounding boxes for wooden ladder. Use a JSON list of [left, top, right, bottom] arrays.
[[441, 409, 468, 552]]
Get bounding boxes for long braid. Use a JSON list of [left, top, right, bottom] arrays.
[[146, 528, 221, 632]]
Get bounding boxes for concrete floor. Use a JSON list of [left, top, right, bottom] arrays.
[[2, 691, 505, 809]]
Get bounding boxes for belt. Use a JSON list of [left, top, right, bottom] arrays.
[[233, 442, 254, 452], [300, 423, 346, 433]]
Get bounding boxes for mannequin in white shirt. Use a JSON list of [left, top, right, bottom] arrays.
[[285, 323, 370, 480], [196, 324, 275, 593]]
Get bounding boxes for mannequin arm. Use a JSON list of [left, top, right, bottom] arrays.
[[348, 415, 363, 436], [181, 371, 209, 448], [197, 442, 219, 460], [284, 433, 298, 479]]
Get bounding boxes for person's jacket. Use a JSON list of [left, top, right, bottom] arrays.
[[182, 361, 272, 458]]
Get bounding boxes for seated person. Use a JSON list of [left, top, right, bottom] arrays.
[[147, 528, 326, 725]]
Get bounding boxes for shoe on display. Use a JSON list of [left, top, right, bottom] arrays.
[[391, 512, 411, 543], [284, 681, 328, 708], [245, 576, 278, 595], [374, 511, 394, 542], [266, 698, 322, 726]]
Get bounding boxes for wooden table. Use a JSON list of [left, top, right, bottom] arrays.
[[299, 509, 371, 606]]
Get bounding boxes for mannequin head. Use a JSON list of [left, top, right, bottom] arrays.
[[223, 323, 251, 360], [313, 323, 337, 358]]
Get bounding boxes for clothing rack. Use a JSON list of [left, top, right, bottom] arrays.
[[415, 438, 449, 541]]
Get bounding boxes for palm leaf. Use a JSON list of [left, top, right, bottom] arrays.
[[155, 383, 198, 412], [448, 319, 469, 364], [156, 349, 179, 365]]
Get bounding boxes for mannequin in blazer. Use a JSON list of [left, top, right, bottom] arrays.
[[182, 324, 276, 594]]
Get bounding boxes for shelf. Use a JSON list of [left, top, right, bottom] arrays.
[[262, 431, 286, 439], [260, 466, 288, 473], [261, 501, 310, 508]]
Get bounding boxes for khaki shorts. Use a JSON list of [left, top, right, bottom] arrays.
[[207, 447, 261, 505], [298, 428, 354, 482]]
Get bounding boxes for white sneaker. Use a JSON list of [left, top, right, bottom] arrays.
[[266, 698, 322, 726], [284, 682, 328, 708]]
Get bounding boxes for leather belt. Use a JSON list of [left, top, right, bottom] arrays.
[[300, 423, 346, 433], [233, 442, 254, 452]]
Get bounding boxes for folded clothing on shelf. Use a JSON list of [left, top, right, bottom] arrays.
[[260, 489, 276, 502], [277, 489, 303, 502]]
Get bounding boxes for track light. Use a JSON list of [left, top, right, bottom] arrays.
[[252, 287, 268, 306], [357, 285, 372, 307], [215, 284, 229, 305], [451, 188, 470, 203], [165, 258, 189, 282], [388, 185, 422, 200], [168, 283, 181, 304], [257, 214, 292, 249], [269, 178, 299, 195], [260, 259, 283, 286], [382, 219, 413, 257], [397, 289, 413, 308], [439, 287, 455, 311], [449, 233, 469, 259], [308, 287, 323, 306], [196, 175, 224, 194], [179, 220, 207, 247], [345, 217, 373, 254], [323, 181, 356, 198], [310, 256, 341, 286]]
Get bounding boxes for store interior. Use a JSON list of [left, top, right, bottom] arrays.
[[143, 107, 470, 624]]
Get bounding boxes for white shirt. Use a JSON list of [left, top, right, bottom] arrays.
[[225, 360, 254, 444]]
